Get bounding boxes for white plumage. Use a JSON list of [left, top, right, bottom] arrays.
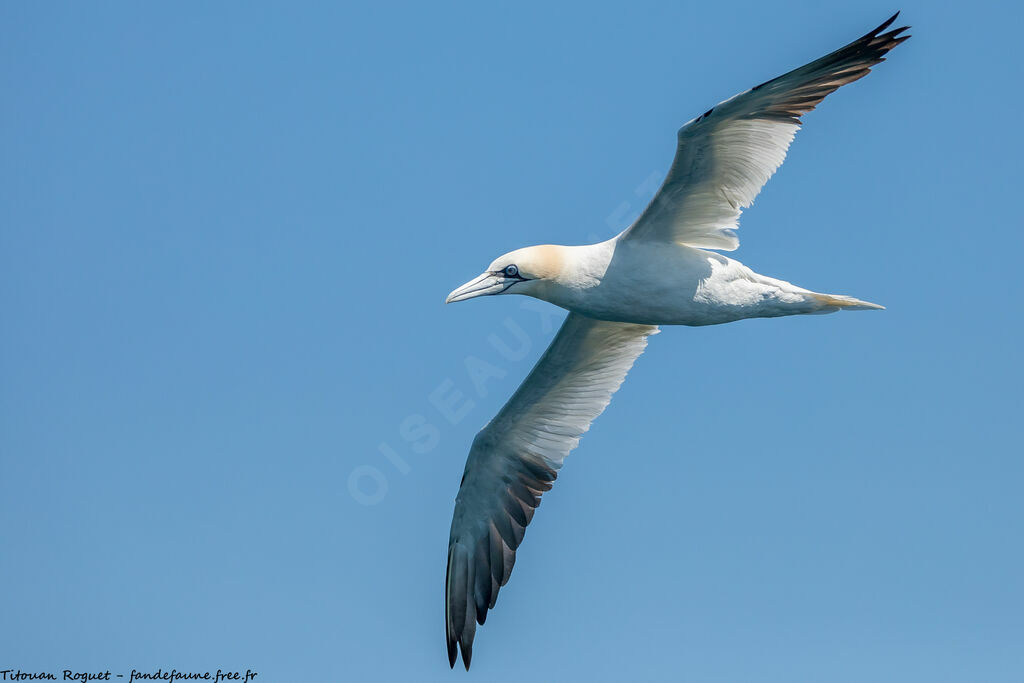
[[443, 13, 909, 669]]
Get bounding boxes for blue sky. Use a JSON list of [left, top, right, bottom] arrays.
[[2, 1, 1021, 681]]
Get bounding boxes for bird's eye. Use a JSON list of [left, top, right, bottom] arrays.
[[503, 264, 519, 277]]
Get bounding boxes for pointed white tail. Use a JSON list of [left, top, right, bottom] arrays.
[[811, 293, 885, 311]]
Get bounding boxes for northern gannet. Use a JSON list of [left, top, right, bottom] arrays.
[[443, 13, 909, 669]]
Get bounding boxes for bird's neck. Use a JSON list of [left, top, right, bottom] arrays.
[[552, 241, 615, 285], [527, 241, 615, 306]]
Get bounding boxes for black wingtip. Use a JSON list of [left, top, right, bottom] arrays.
[[870, 12, 911, 42], [879, 11, 900, 32], [461, 644, 473, 671], [868, 13, 911, 44], [445, 551, 458, 669]]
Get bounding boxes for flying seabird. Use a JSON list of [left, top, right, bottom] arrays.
[[443, 13, 909, 669]]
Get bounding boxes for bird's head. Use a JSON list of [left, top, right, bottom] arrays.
[[446, 245, 565, 304]]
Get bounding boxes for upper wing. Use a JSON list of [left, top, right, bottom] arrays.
[[621, 13, 910, 250], [445, 313, 658, 669]]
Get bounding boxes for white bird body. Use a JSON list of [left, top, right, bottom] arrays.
[[498, 238, 879, 326], [441, 14, 909, 669]]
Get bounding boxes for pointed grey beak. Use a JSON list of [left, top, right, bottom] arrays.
[[446, 272, 505, 304]]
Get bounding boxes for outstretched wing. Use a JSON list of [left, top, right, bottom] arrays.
[[445, 313, 658, 669], [621, 13, 910, 250]]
